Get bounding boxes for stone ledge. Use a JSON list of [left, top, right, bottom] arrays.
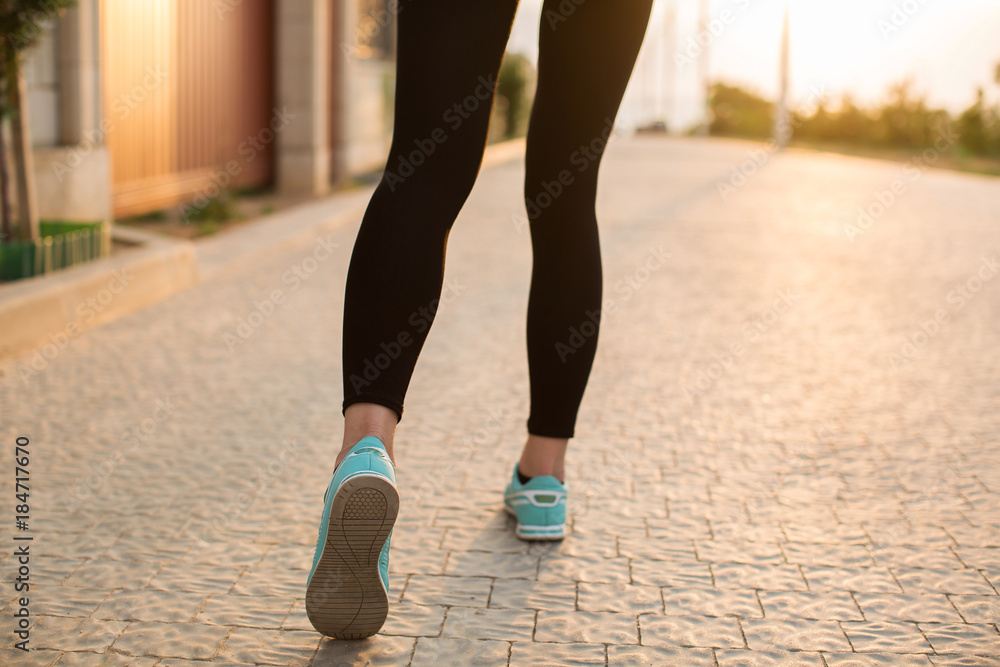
[[0, 227, 198, 358]]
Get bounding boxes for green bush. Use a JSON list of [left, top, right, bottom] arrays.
[[714, 76, 1000, 156], [496, 53, 534, 140], [708, 83, 774, 140]]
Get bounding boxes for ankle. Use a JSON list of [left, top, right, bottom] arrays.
[[519, 464, 566, 483], [518, 434, 568, 483], [341, 403, 398, 467], [338, 430, 395, 467]]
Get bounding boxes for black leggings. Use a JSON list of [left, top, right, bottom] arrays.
[[342, 0, 654, 438]]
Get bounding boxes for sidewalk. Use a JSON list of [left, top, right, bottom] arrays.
[[2, 134, 999, 666]]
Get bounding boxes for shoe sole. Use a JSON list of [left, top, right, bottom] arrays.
[[305, 474, 399, 639], [503, 504, 567, 541]]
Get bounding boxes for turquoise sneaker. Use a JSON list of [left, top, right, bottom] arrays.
[[503, 463, 567, 540], [305, 435, 398, 639]]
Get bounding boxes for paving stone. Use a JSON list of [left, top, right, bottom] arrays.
[[281, 599, 316, 632], [854, 593, 965, 623], [715, 649, 825, 666], [0, 648, 62, 666], [30, 616, 129, 652], [386, 548, 449, 576], [647, 518, 713, 541], [559, 529, 625, 559], [489, 577, 576, 611], [51, 652, 160, 666], [148, 562, 242, 594], [216, 627, 320, 666], [148, 660, 250, 667], [24, 586, 111, 618], [944, 525, 1000, 548], [103, 536, 192, 562], [445, 550, 538, 579], [927, 655, 1000, 667], [7, 555, 83, 585], [94, 589, 208, 623], [442, 606, 534, 641], [709, 521, 785, 543], [712, 563, 809, 591], [781, 542, 874, 568], [782, 522, 868, 544], [380, 601, 447, 637], [617, 535, 697, 562], [61, 559, 159, 590], [894, 568, 996, 595], [840, 621, 932, 653], [802, 566, 902, 594], [255, 543, 317, 571], [440, 526, 527, 553], [660, 587, 762, 618], [311, 634, 416, 666], [402, 575, 492, 607], [694, 540, 785, 565], [509, 641, 605, 665], [919, 623, 1000, 656], [230, 566, 304, 597], [535, 610, 638, 644], [410, 636, 509, 666], [864, 523, 956, 548], [36, 532, 112, 561], [576, 582, 662, 613], [194, 593, 294, 627], [947, 594, 1000, 624], [870, 546, 966, 570], [608, 644, 717, 666], [629, 560, 713, 588], [537, 555, 630, 584], [741, 619, 851, 652], [638, 614, 744, 649], [758, 590, 863, 620], [981, 569, 1000, 593], [953, 548, 1000, 569], [111, 621, 230, 659], [822, 653, 934, 666], [183, 540, 269, 568]]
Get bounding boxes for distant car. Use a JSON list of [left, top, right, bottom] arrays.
[[636, 120, 668, 134]]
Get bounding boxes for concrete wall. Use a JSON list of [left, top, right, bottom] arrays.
[[276, 0, 332, 196], [25, 24, 60, 148], [25, 0, 112, 222], [342, 57, 394, 177], [23, 0, 396, 220]]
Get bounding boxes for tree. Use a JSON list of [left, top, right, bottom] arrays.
[[708, 82, 773, 139], [496, 53, 534, 141], [956, 88, 990, 156], [0, 0, 76, 244]]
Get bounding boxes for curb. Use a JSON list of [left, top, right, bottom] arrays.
[[0, 226, 199, 359], [0, 138, 526, 361]]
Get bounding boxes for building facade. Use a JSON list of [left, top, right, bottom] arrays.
[[25, 0, 397, 221]]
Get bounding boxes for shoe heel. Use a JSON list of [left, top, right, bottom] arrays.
[[305, 474, 399, 639]]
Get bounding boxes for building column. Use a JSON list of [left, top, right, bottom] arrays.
[[276, 0, 332, 196], [30, 0, 112, 223]]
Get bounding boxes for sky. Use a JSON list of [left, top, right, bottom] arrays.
[[507, 0, 1000, 132]]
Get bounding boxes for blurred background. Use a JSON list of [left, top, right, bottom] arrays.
[[2, 0, 999, 278]]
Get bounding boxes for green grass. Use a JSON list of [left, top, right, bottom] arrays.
[[788, 139, 1000, 178]]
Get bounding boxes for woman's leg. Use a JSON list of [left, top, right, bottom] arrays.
[[519, 0, 654, 478], [339, 0, 521, 466]]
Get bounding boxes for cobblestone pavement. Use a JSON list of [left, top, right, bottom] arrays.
[[2, 135, 1000, 666]]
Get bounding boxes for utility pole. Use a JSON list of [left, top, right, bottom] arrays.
[[697, 0, 711, 135], [773, 3, 791, 147], [662, 0, 677, 132]]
